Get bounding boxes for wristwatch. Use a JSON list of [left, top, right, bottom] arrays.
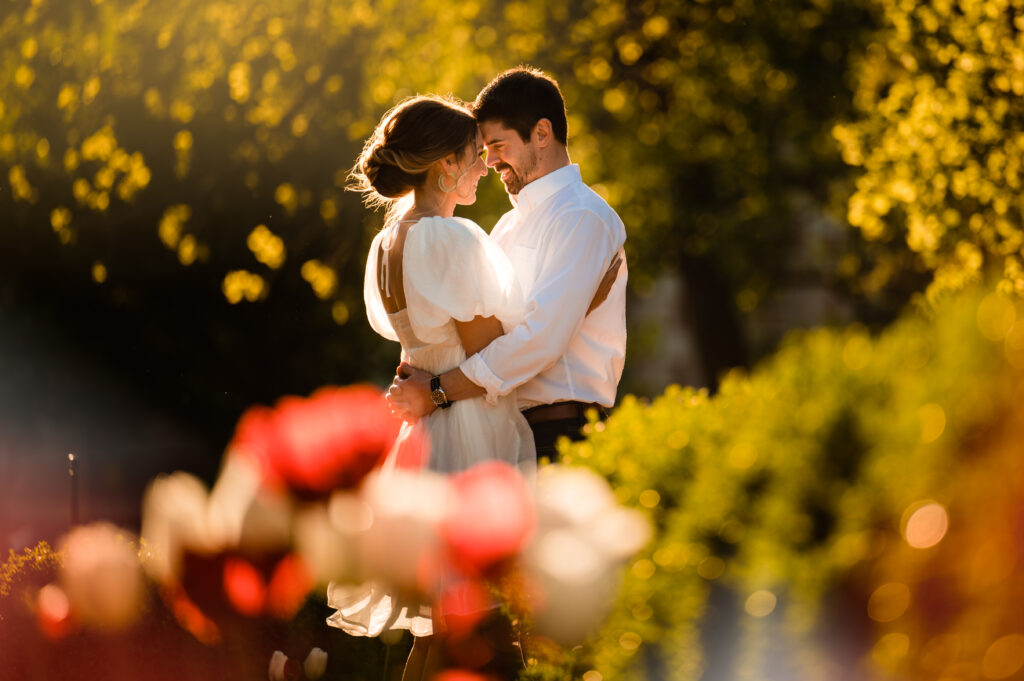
[[429, 375, 452, 409]]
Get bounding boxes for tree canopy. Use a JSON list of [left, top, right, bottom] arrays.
[[3, 0, 1023, 427]]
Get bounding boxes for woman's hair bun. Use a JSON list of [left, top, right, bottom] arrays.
[[348, 94, 478, 211], [360, 144, 416, 199]]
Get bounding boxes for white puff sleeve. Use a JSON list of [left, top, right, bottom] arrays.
[[402, 217, 524, 344], [362, 228, 400, 343]]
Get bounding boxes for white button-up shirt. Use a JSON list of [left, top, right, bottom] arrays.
[[460, 164, 627, 409]]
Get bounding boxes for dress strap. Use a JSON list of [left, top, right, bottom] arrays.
[[379, 223, 401, 300], [378, 217, 426, 308], [380, 244, 391, 299]]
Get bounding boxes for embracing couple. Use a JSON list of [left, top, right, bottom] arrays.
[[329, 67, 627, 677], [360, 66, 627, 472]]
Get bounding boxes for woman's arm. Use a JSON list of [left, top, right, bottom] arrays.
[[455, 315, 504, 356]]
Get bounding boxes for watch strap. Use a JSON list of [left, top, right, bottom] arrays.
[[430, 375, 452, 409]]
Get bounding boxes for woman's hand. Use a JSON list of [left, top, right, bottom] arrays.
[[386, 362, 436, 422]]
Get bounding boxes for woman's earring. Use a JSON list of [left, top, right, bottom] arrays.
[[438, 172, 457, 193]]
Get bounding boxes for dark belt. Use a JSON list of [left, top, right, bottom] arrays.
[[521, 401, 608, 426]]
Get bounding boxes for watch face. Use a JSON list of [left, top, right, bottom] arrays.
[[430, 389, 447, 406]]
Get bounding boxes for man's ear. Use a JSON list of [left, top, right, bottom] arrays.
[[532, 118, 553, 148]]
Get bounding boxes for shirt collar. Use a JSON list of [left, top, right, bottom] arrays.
[[508, 164, 581, 213]]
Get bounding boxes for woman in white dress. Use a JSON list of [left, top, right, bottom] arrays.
[[358, 95, 537, 476], [327, 95, 535, 680]]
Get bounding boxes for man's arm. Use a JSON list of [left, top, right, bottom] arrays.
[[459, 210, 620, 402], [388, 211, 620, 420], [386, 313, 502, 421]]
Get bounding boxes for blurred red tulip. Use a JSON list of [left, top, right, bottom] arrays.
[[431, 670, 499, 681], [438, 579, 493, 638], [223, 557, 266, 617], [442, 462, 534, 577], [35, 583, 76, 640], [267, 553, 312, 619], [162, 582, 221, 645], [220, 553, 311, 620], [231, 385, 402, 497], [445, 632, 496, 671]]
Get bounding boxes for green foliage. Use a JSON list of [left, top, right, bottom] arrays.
[[548, 285, 1021, 680], [0, 0, 884, 393], [535, 0, 876, 309], [0, 541, 62, 619], [835, 0, 1024, 301]]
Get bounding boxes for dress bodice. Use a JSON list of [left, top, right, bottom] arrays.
[[386, 308, 467, 377]]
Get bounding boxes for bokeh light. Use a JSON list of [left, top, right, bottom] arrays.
[[867, 582, 911, 623], [902, 501, 949, 549], [743, 590, 777, 618], [982, 635, 1024, 680]]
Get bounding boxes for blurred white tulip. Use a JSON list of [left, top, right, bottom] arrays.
[[533, 465, 617, 529], [294, 492, 370, 584], [586, 506, 653, 559], [140, 471, 213, 583], [60, 522, 145, 630], [141, 458, 295, 588], [303, 647, 328, 679], [357, 469, 453, 593], [208, 454, 293, 553], [268, 650, 289, 681], [521, 465, 652, 645]]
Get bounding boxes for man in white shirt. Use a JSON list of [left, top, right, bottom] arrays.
[[388, 67, 627, 462]]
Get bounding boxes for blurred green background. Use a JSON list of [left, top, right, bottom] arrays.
[[4, 0, 1024, 679], [5, 0, 1024, 541], [1, 0, 880, 445], [5, 0, 1020, 441]]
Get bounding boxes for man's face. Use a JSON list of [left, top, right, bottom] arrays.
[[478, 120, 539, 196]]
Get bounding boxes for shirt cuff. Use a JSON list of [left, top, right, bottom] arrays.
[[460, 354, 504, 406]]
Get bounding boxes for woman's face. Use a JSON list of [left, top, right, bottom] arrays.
[[453, 130, 488, 206]]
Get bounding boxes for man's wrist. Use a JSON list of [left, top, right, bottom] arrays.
[[429, 375, 453, 409]]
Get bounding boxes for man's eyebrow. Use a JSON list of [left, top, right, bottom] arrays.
[[484, 137, 503, 145]]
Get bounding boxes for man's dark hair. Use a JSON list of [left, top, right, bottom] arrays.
[[472, 67, 568, 145]]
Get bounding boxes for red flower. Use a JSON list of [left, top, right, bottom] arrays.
[[431, 671, 500, 681], [231, 385, 402, 497], [266, 553, 312, 619], [441, 462, 535, 578], [35, 584, 77, 640], [438, 579, 493, 638], [223, 557, 266, 617], [221, 553, 312, 620]]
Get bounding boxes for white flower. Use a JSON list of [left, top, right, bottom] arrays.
[[295, 492, 371, 585], [140, 458, 294, 585], [60, 522, 145, 630], [303, 647, 328, 679], [268, 650, 289, 681], [140, 471, 212, 583], [207, 454, 293, 553], [521, 465, 651, 645], [356, 469, 453, 594]]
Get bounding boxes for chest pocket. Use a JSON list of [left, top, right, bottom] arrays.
[[507, 243, 540, 293]]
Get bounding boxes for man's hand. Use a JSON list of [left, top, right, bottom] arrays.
[[587, 253, 623, 315], [386, 362, 436, 422]]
